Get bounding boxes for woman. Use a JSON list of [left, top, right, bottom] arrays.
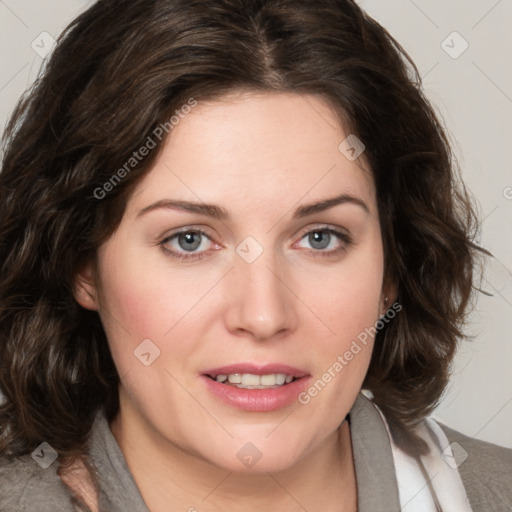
[[0, 0, 510, 510]]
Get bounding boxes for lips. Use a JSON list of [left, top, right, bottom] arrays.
[[202, 363, 309, 379], [201, 363, 311, 412]]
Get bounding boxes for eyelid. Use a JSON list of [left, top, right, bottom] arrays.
[[294, 223, 351, 240], [158, 225, 218, 246], [291, 224, 353, 254], [162, 226, 207, 237], [158, 227, 221, 260]]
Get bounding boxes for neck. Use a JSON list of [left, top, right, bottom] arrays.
[[110, 404, 357, 512]]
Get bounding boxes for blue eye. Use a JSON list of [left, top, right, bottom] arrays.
[[306, 231, 333, 250], [176, 232, 203, 251], [160, 230, 214, 260], [296, 228, 352, 257]]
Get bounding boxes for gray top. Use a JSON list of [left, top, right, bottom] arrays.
[[1, 393, 511, 511]]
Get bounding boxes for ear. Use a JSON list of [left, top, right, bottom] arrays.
[[380, 276, 398, 316], [73, 261, 99, 311]]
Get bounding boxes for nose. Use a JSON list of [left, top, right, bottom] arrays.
[[224, 251, 297, 342]]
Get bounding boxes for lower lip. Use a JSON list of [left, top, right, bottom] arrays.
[[201, 375, 311, 412]]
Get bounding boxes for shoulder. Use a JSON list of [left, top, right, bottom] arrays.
[[0, 453, 75, 511], [439, 423, 512, 511]]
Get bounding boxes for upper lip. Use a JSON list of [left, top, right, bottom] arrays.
[[203, 363, 309, 379]]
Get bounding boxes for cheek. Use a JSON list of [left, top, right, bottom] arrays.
[[95, 241, 220, 374], [301, 244, 384, 337], [97, 239, 200, 335], [93, 241, 170, 372], [96, 256, 162, 336], [291, 241, 384, 401]]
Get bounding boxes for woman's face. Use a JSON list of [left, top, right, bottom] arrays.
[[79, 91, 391, 472]]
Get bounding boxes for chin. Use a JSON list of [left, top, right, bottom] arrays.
[[193, 433, 311, 474], [211, 451, 302, 474]]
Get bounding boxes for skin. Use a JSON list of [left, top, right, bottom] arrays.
[[75, 91, 394, 511]]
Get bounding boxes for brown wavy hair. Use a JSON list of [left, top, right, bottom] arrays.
[[0, 0, 485, 463]]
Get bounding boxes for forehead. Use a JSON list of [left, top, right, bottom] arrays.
[[128, 91, 375, 215]]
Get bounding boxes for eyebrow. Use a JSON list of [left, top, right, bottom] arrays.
[[137, 193, 369, 220]]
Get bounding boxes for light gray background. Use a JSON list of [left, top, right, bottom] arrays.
[[1, 0, 511, 448]]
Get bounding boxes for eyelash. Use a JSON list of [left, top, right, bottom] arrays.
[[159, 229, 214, 262], [159, 226, 353, 261], [294, 227, 353, 259]]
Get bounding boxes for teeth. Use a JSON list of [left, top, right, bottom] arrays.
[[242, 374, 260, 386], [214, 373, 295, 387], [275, 374, 286, 385], [261, 374, 277, 386]]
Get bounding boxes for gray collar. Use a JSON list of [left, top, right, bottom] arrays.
[[88, 392, 400, 510], [88, 412, 150, 511], [349, 393, 401, 511]]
